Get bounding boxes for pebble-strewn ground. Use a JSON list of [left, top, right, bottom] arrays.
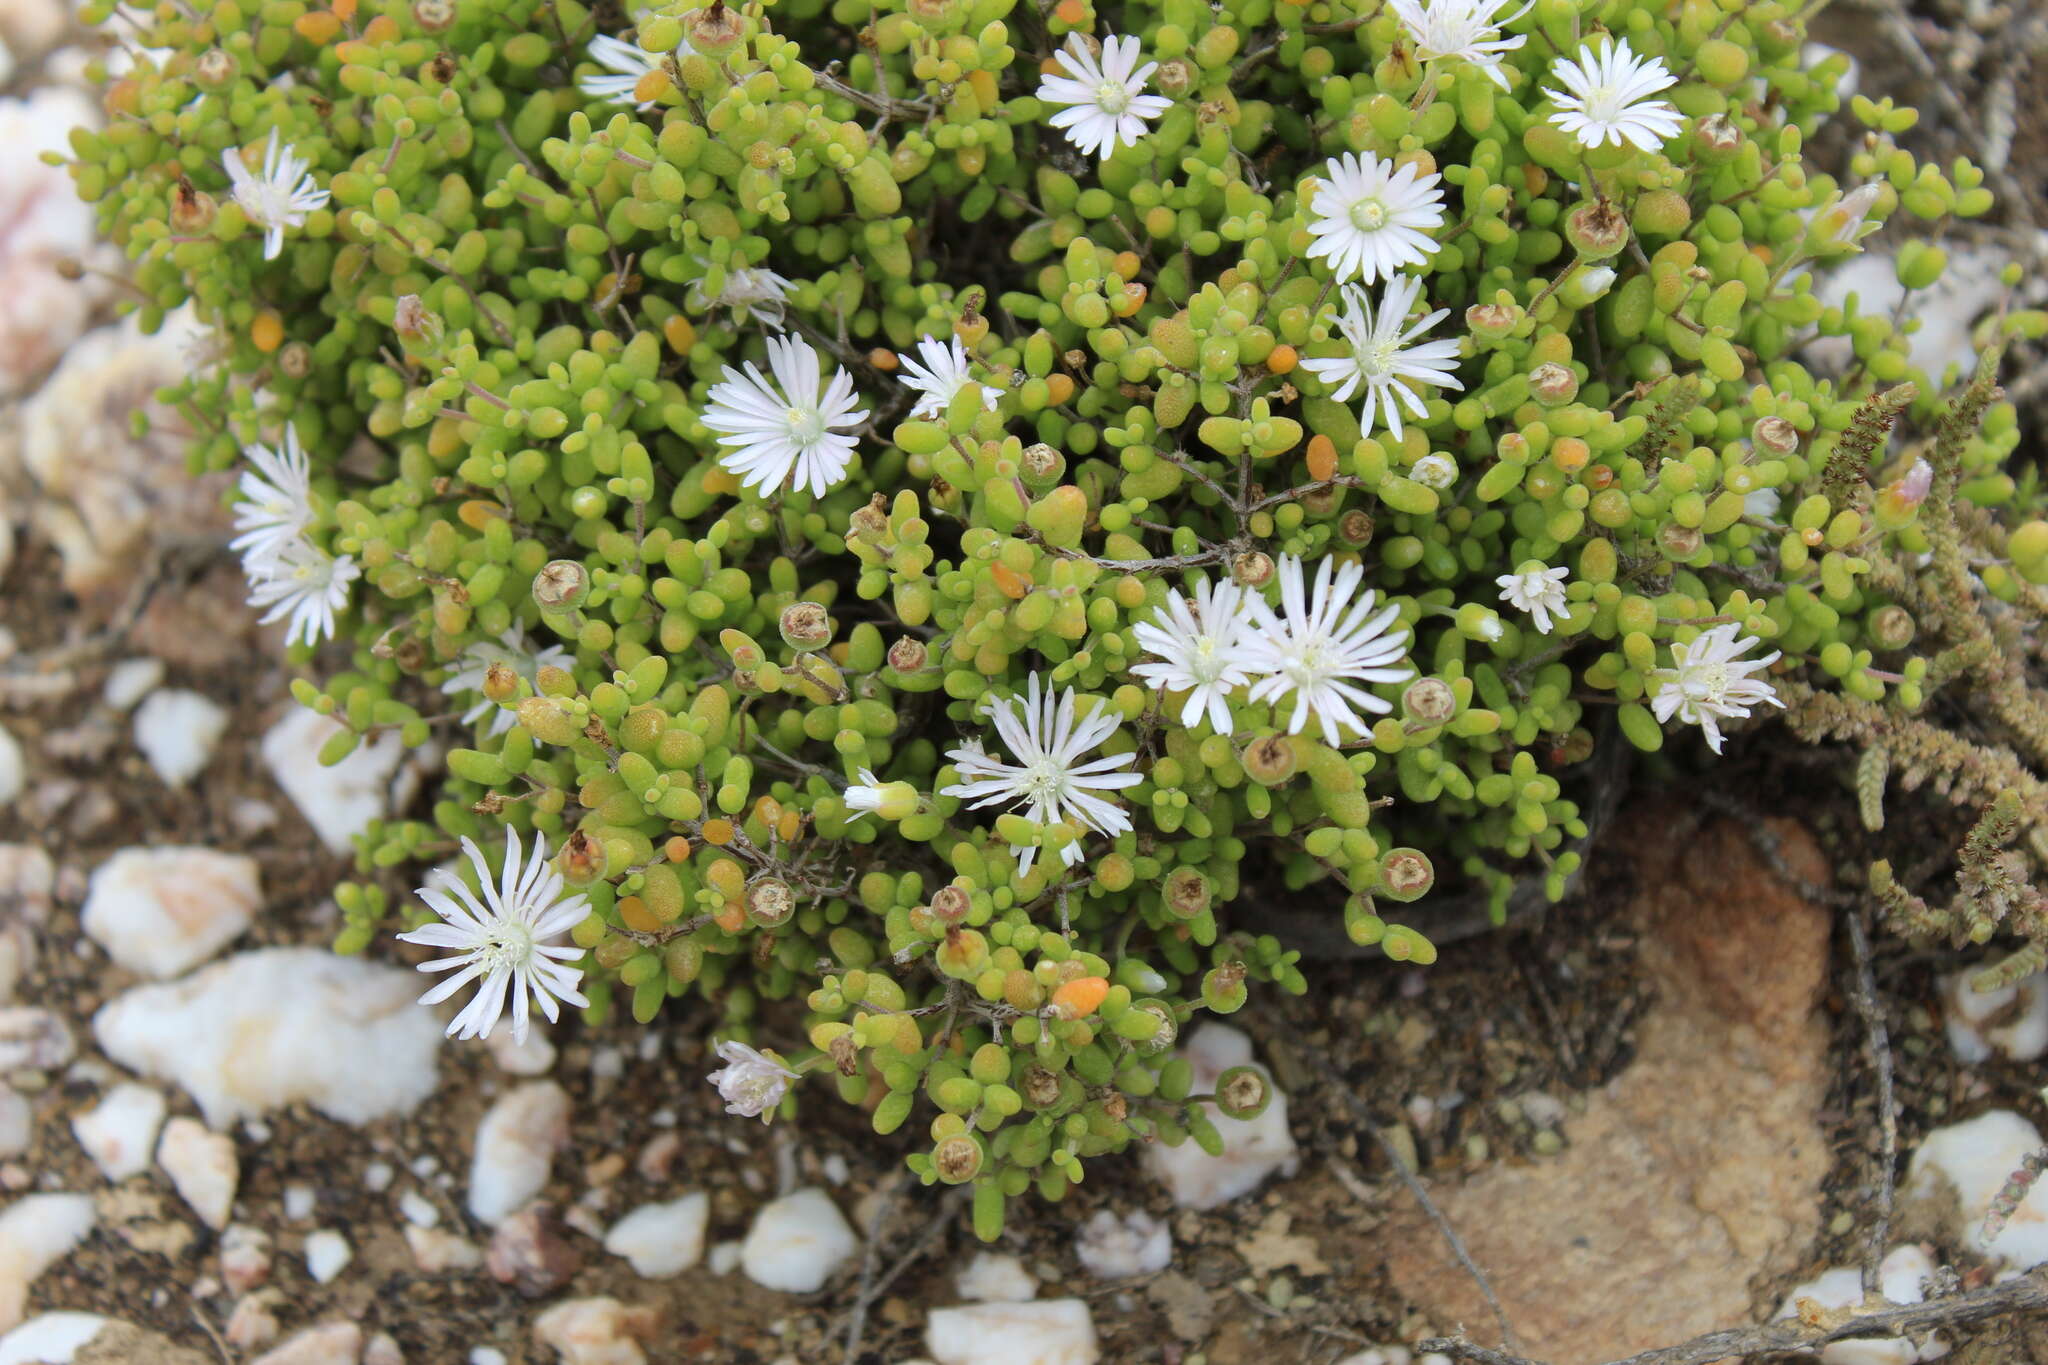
[[5, 4, 2048, 1364]]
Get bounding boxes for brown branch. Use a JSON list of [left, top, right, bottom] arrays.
[[1845, 903, 1899, 1298]]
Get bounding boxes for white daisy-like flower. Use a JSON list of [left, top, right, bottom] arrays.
[[700, 333, 867, 499], [1132, 577, 1259, 734], [222, 129, 330, 261], [229, 425, 316, 567], [707, 1040, 800, 1121], [1647, 623, 1785, 754], [686, 257, 793, 327], [1411, 453, 1458, 489], [1543, 37, 1683, 152], [1298, 275, 1464, 442], [1242, 555, 1415, 746], [396, 830, 591, 1045], [1389, 0, 1532, 89], [245, 539, 359, 648], [896, 335, 998, 421], [1034, 33, 1173, 160], [1495, 561, 1570, 634], [940, 673, 1142, 875], [440, 627, 574, 738], [1303, 152, 1447, 285], [578, 33, 675, 108]]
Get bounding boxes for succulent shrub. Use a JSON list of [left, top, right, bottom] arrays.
[[65, 0, 2048, 1233]]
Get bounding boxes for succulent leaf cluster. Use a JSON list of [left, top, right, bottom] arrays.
[[67, 0, 2048, 1233]]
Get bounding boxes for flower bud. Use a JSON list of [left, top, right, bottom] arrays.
[[193, 48, 239, 91], [1559, 265, 1616, 308], [1019, 442, 1066, 489], [1240, 734, 1298, 786], [393, 294, 446, 356], [1411, 453, 1456, 490], [278, 341, 313, 380], [170, 179, 217, 233], [1338, 509, 1375, 546], [1528, 363, 1579, 407], [532, 560, 589, 612], [412, 0, 457, 30], [482, 661, 519, 704], [1201, 961, 1247, 1013], [556, 829, 608, 886], [1214, 1065, 1272, 1119], [1466, 301, 1523, 339], [1868, 604, 1916, 650], [1230, 550, 1274, 588], [745, 875, 795, 928], [1456, 602, 1504, 642], [932, 1133, 983, 1183], [1162, 867, 1211, 919], [930, 884, 971, 924], [886, 635, 929, 673], [1751, 415, 1800, 455], [685, 0, 747, 58], [778, 601, 834, 651], [1656, 523, 1704, 560], [1401, 678, 1456, 726], [1378, 848, 1434, 901], [1564, 200, 1629, 258], [1694, 112, 1744, 161], [1021, 1064, 1063, 1108]]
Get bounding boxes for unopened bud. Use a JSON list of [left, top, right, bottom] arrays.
[[1240, 734, 1298, 786], [482, 661, 519, 704], [685, 0, 747, 57], [886, 636, 929, 673], [557, 829, 607, 886], [745, 875, 794, 928], [278, 341, 313, 380], [532, 559, 589, 611], [778, 601, 833, 651], [1528, 362, 1579, 407], [932, 1134, 983, 1183], [1215, 1065, 1272, 1119], [1657, 522, 1704, 561], [193, 47, 239, 90], [1564, 199, 1629, 258], [1401, 678, 1456, 726], [1868, 604, 1916, 650], [1751, 415, 1800, 455], [393, 294, 446, 355], [1162, 867, 1211, 920], [170, 179, 217, 233], [1378, 847, 1435, 901], [1230, 550, 1274, 588], [1338, 509, 1376, 546]]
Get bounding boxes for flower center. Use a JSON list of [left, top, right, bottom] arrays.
[[476, 919, 536, 974], [785, 406, 827, 446], [1094, 80, 1132, 114], [1584, 85, 1627, 122], [1349, 197, 1390, 231], [1019, 757, 1068, 805], [1682, 663, 1729, 703], [236, 181, 296, 227], [1359, 338, 1400, 378]]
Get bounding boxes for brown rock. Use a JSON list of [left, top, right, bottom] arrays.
[[488, 1202, 583, 1297], [1382, 814, 1834, 1361], [74, 1322, 212, 1365]]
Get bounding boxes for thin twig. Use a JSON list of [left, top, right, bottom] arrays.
[[1845, 903, 1899, 1298]]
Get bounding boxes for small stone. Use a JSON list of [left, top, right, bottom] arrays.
[[69, 1083, 166, 1182], [249, 1322, 363, 1365], [1775, 1245, 1942, 1365], [100, 659, 164, 712], [364, 1333, 405, 1365], [363, 1160, 394, 1193], [0, 1010, 73, 1073], [634, 1132, 681, 1183], [925, 1300, 1100, 1365], [603, 1194, 709, 1278], [399, 1189, 440, 1227], [1903, 1110, 2048, 1269], [0, 1193, 96, 1332], [1940, 969, 2048, 1064], [1074, 1209, 1171, 1280], [486, 1027, 557, 1076], [262, 710, 422, 854], [0, 921, 35, 1003], [219, 1224, 271, 1293], [157, 1119, 238, 1230], [1142, 1025, 1298, 1210], [131, 689, 229, 789], [469, 1082, 571, 1226], [708, 1241, 741, 1276], [741, 1187, 859, 1294], [0, 1312, 112, 1364], [955, 1252, 1038, 1303], [487, 1204, 581, 1296], [405, 1225, 483, 1275], [0, 848, 53, 923], [530, 1298, 659, 1365], [470, 1350, 507, 1365], [93, 948, 443, 1127], [224, 1291, 281, 1351], [0, 726, 22, 810], [80, 847, 260, 980], [303, 1230, 351, 1284], [0, 1089, 29, 1158]]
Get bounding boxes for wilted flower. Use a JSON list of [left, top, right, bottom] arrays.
[[1496, 562, 1570, 633], [707, 1040, 800, 1120]]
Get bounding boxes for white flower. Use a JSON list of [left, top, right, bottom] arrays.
[[578, 33, 674, 108], [440, 627, 574, 738], [396, 830, 591, 1045], [844, 767, 887, 819], [686, 257, 792, 327], [701, 333, 867, 499], [1543, 37, 1683, 152], [222, 129, 329, 261], [896, 334, 997, 421], [940, 673, 1142, 875], [1243, 555, 1415, 746], [230, 425, 315, 567], [1647, 623, 1785, 754], [1496, 561, 1570, 633], [1131, 577, 1259, 734], [707, 1040, 799, 1121], [1035, 33, 1173, 160], [1389, 0, 1531, 89], [1304, 152, 1446, 285], [1411, 453, 1458, 489], [1744, 487, 1783, 520], [1299, 275, 1464, 442], [245, 539, 358, 648]]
